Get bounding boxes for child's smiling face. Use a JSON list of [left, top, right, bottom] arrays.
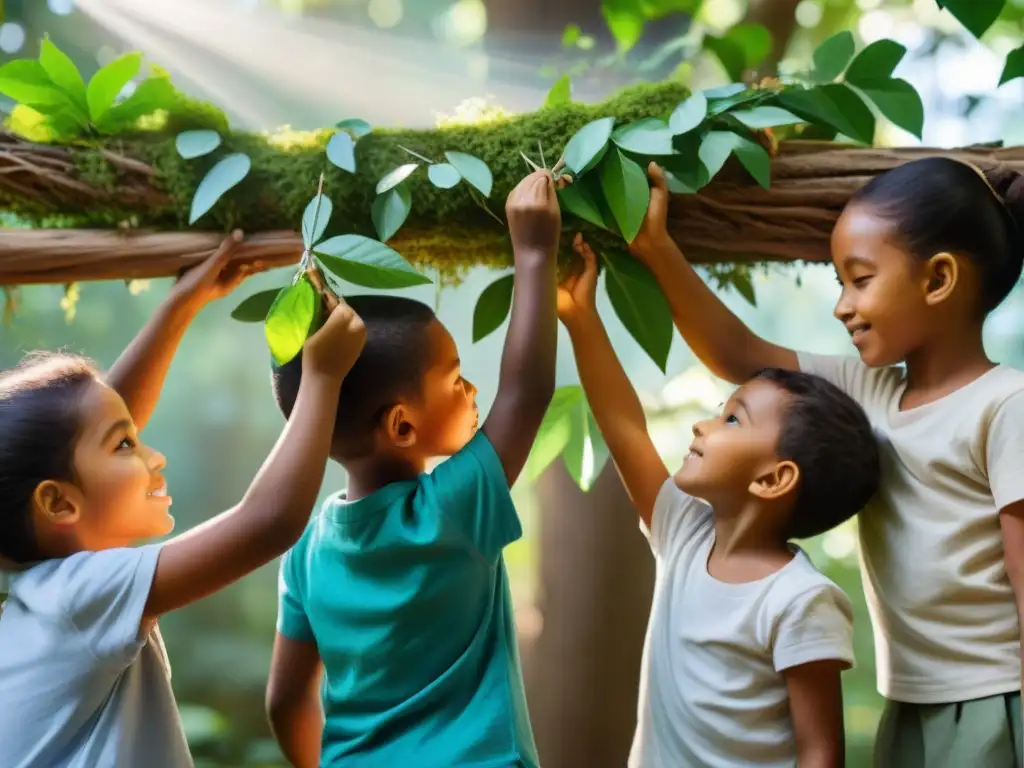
[[41, 380, 174, 551], [674, 378, 791, 509]]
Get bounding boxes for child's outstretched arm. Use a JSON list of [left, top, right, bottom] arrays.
[[631, 164, 797, 384], [142, 299, 366, 619], [482, 169, 561, 484], [558, 236, 669, 528], [107, 231, 257, 430], [785, 660, 847, 768]]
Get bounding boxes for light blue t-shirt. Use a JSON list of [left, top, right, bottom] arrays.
[[278, 431, 538, 767], [0, 545, 192, 768]]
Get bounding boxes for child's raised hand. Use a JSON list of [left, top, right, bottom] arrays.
[[506, 169, 562, 260], [630, 162, 672, 261], [558, 233, 599, 329], [171, 230, 264, 309], [303, 296, 366, 382]]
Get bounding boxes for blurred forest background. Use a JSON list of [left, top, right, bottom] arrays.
[[2, 0, 1024, 766]]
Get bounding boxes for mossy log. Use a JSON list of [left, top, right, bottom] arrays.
[[2, 82, 1023, 285]]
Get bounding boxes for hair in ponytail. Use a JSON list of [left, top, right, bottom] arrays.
[[849, 157, 1024, 314]]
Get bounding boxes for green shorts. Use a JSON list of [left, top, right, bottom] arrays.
[[875, 691, 1022, 768]]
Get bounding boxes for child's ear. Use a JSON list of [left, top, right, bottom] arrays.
[[382, 404, 417, 449], [748, 460, 800, 501], [32, 480, 82, 527], [923, 252, 959, 306]]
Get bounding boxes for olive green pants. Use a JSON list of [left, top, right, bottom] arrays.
[[875, 691, 1022, 768]]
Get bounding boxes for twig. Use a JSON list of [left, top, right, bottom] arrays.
[[398, 145, 436, 165], [468, 187, 505, 227], [538, 140, 547, 170], [520, 151, 542, 172]]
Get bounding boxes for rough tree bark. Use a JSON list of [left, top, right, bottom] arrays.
[[2, 127, 1020, 284]]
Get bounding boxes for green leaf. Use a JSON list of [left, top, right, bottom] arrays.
[[845, 39, 907, 85], [581, 409, 610, 492], [377, 163, 419, 194], [98, 74, 178, 132], [669, 92, 707, 135], [936, 0, 1001, 39], [265, 276, 318, 366], [563, 399, 587, 486], [731, 271, 756, 306], [0, 60, 76, 110], [302, 193, 333, 249], [811, 31, 855, 83], [602, 0, 645, 53], [706, 88, 761, 116], [600, 149, 650, 242], [778, 84, 875, 145], [315, 235, 432, 289], [562, 116, 616, 175], [603, 250, 673, 372], [730, 105, 804, 129], [562, 24, 582, 47], [189, 153, 252, 225], [697, 131, 770, 188], [1000, 45, 1024, 86], [545, 74, 572, 108], [703, 83, 747, 99], [703, 23, 771, 82], [39, 39, 86, 109], [175, 130, 221, 159], [428, 163, 462, 189], [87, 53, 141, 122], [326, 131, 356, 173], [664, 164, 709, 194], [444, 151, 493, 197], [371, 186, 412, 242], [472, 274, 514, 342], [231, 288, 284, 322], [612, 117, 675, 155], [527, 387, 585, 481], [335, 118, 372, 139], [853, 78, 924, 138], [558, 180, 613, 230]]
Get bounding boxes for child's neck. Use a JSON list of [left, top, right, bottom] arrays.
[[708, 501, 793, 584], [343, 454, 427, 502], [903, 326, 993, 407]]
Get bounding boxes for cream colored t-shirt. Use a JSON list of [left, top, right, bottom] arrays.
[[629, 481, 854, 768], [800, 354, 1024, 703]]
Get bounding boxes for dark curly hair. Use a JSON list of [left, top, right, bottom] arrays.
[[753, 368, 880, 540], [0, 352, 100, 563]]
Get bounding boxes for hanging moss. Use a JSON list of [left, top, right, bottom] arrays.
[[4, 82, 689, 275]]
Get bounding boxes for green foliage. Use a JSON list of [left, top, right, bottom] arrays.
[[545, 74, 573, 108], [603, 250, 673, 372], [703, 23, 772, 82], [527, 385, 609, 491], [314, 235, 432, 289], [326, 131, 357, 173], [936, 0, 1003, 39], [230, 288, 282, 322], [1001, 45, 1024, 86], [265, 276, 317, 366], [371, 186, 412, 242], [188, 153, 252, 225], [176, 130, 222, 159], [472, 274, 514, 342]]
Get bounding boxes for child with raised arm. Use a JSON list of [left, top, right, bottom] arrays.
[[264, 169, 561, 768], [559, 235, 880, 768], [632, 158, 1024, 766], [0, 235, 364, 768]]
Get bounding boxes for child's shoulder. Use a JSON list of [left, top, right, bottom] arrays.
[[766, 549, 851, 621]]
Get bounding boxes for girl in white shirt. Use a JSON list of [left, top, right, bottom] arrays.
[[631, 157, 1024, 767]]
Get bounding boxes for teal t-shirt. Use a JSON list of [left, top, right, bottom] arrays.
[[277, 432, 539, 767]]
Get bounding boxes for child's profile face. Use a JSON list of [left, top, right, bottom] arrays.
[[830, 204, 934, 367], [674, 379, 788, 506], [406, 320, 479, 459], [58, 381, 174, 549]]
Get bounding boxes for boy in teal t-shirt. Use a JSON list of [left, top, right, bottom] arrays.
[[266, 170, 563, 767]]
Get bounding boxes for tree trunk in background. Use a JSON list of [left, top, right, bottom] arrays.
[[522, 462, 655, 768], [747, 0, 803, 77]]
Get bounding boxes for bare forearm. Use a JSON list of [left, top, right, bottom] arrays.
[[485, 254, 557, 481], [565, 314, 668, 524], [107, 294, 199, 430], [640, 241, 794, 383], [270, 700, 323, 768]]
